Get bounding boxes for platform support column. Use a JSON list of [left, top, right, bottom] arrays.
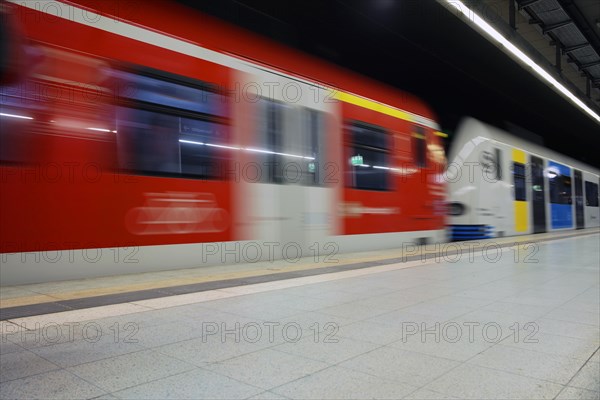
[[555, 43, 562, 74], [509, 0, 516, 30]]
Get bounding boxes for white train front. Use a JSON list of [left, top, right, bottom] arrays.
[[447, 118, 600, 240]]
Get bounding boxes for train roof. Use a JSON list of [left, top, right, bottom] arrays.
[[53, 0, 437, 125], [450, 117, 600, 177]]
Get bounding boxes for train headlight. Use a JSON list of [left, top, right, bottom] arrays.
[[448, 202, 466, 216]]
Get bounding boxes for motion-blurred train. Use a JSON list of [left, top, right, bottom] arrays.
[[0, 0, 447, 284], [447, 118, 600, 241], [1, 1, 597, 286]]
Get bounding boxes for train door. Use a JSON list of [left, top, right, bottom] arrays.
[[574, 170, 584, 229], [232, 69, 333, 259], [530, 155, 546, 233]]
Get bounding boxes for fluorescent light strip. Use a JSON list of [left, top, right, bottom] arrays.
[[442, 0, 600, 124], [179, 139, 205, 145], [179, 140, 315, 160], [205, 143, 241, 151], [0, 113, 33, 120], [87, 127, 112, 132]]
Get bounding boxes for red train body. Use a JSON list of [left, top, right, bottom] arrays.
[[0, 0, 446, 284]]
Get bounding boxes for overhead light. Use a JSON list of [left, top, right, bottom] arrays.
[[87, 127, 112, 132], [179, 139, 205, 145], [439, 0, 600, 125], [0, 112, 33, 120], [178, 140, 315, 160]]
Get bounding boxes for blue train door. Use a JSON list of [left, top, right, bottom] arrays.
[[574, 170, 584, 229], [530, 155, 546, 233]]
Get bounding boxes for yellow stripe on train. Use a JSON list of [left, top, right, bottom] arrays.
[[512, 148, 527, 232], [332, 90, 415, 123]]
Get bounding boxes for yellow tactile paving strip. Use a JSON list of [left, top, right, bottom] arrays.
[[1, 228, 598, 309]]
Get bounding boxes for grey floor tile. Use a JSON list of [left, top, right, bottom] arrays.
[[366, 310, 449, 330], [176, 306, 265, 327], [384, 286, 454, 303], [468, 344, 585, 385], [481, 301, 555, 318], [452, 288, 519, 301], [453, 309, 540, 339], [335, 320, 407, 345], [5, 324, 88, 349], [30, 336, 145, 368], [403, 388, 462, 399], [266, 294, 351, 311], [339, 346, 459, 386], [544, 308, 600, 327], [91, 308, 192, 331], [272, 334, 380, 364], [222, 303, 305, 321], [156, 335, 266, 366], [0, 349, 60, 383], [131, 320, 206, 348], [389, 326, 495, 362], [0, 340, 24, 355], [399, 296, 488, 319], [424, 363, 564, 399], [338, 294, 415, 313], [555, 386, 600, 400], [560, 300, 600, 316], [204, 348, 328, 389], [111, 368, 263, 399], [318, 302, 392, 320], [276, 311, 357, 335], [500, 331, 599, 360], [0, 369, 106, 400], [67, 349, 196, 392], [271, 365, 417, 399], [500, 294, 569, 308], [248, 391, 290, 399], [569, 361, 600, 392]]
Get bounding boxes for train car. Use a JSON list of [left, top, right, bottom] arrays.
[[0, 0, 446, 285], [447, 117, 600, 241]]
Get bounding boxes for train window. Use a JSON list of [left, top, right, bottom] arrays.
[[346, 122, 390, 191], [413, 126, 427, 168], [0, 7, 8, 82], [495, 148, 502, 181], [255, 100, 325, 186], [256, 98, 286, 184], [298, 108, 325, 186], [113, 70, 225, 117], [549, 174, 572, 205], [114, 68, 228, 179], [585, 181, 599, 207], [0, 4, 24, 86], [513, 162, 526, 201]]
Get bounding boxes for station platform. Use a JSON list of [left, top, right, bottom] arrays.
[[1, 229, 599, 399]]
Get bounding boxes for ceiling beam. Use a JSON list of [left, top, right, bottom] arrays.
[[542, 20, 572, 34], [518, 0, 544, 10], [562, 43, 590, 54]]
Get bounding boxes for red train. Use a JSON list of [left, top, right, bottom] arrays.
[[0, 0, 446, 284]]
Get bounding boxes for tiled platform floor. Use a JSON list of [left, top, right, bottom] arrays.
[[1, 233, 599, 399]]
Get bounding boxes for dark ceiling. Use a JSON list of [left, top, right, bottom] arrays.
[[176, 0, 600, 167]]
